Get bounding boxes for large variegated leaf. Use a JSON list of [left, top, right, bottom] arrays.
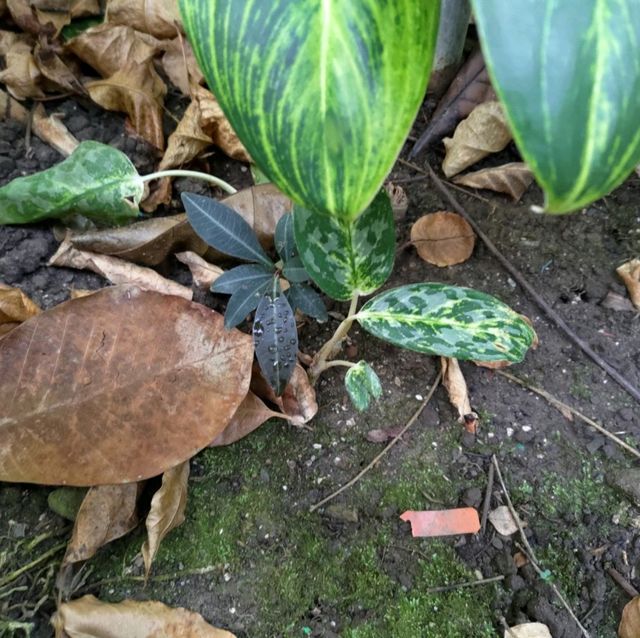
[[472, 0, 640, 214], [179, 0, 440, 219], [294, 189, 395, 301], [356, 283, 536, 362]]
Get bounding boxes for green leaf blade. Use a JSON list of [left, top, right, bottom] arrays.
[[472, 0, 640, 213], [345, 361, 382, 412], [294, 189, 395, 301], [275, 212, 297, 262], [285, 283, 327, 322], [357, 283, 536, 362], [0, 141, 143, 226], [212, 264, 275, 295], [224, 276, 275, 329], [179, 0, 440, 219]]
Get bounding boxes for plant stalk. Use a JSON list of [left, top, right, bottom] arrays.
[[141, 170, 237, 194]]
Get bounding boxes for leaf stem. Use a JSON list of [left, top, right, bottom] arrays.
[[141, 170, 237, 194], [321, 359, 357, 370]]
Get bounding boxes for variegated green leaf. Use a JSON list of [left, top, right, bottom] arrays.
[[0, 141, 142, 226], [472, 0, 640, 214], [294, 189, 395, 301], [179, 0, 440, 219], [345, 360, 382, 412], [356, 283, 536, 362]]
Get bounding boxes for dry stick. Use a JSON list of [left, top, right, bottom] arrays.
[[492, 456, 591, 638], [0, 542, 67, 588], [497, 370, 640, 461], [480, 461, 495, 533], [607, 567, 640, 598], [426, 574, 504, 594], [427, 165, 640, 406], [309, 371, 442, 512]]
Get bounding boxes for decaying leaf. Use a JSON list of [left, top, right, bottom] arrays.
[[410, 211, 475, 266], [616, 258, 640, 310], [412, 47, 496, 156], [601, 290, 637, 312], [365, 426, 404, 443], [161, 36, 203, 96], [0, 30, 45, 99], [442, 101, 512, 178], [400, 508, 480, 537], [142, 461, 189, 577], [504, 623, 552, 638], [105, 0, 182, 39], [619, 596, 640, 638], [384, 182, 408, 221], [0, 86, 28, 121], [175, 251, 223, 289], [0, 283, 40, 336], [440, 357, 476, 432], [49, 239, 193, 299], [0, 285, 254, 485], [63, 483, 140, 565], [32, 103, 79, 156], [33, 39, 86, 96], [453, 162, 534, 201], [488, 505, 522, 536], [51, 595, 237, 638]]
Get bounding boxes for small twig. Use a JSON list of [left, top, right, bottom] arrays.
[[497, 370, 640, 461], [141, 169, 237, 194], [607, 567, 640, 598], [0, 542, 66, 588], [480, 461, 495, 534], [309, 371, 442, 512], [87, 565, 219, 590], [427, 164, 640, 406], [426, 574, 504, 594]]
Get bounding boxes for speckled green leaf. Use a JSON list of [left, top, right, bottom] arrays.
[[356, 283, 536, 362], [0, 141, 142, 226], [345, 360, 382, 412], [472, 0, 640, 214], [179, 0, 440, 219], [294, 189, 395, 301]]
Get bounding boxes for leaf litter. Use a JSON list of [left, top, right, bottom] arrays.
[[411, 211, 475, 266]]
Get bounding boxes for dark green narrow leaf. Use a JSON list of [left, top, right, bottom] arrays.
[[253, 287, 298, 396], [0, 141, 142, 226], [212, 264, 274, 295], [182, 192, 274, 267], [472, 0, 640, 213], [285, 284, 327, 323], [294, 189, 395, 301], [345, 361, 382, 412], [356, 283, 536, 362], [274, 213, 297, 262], [179, 0, 440, 219], [224, 276, 275, 329], [282, 256, 309, 283]]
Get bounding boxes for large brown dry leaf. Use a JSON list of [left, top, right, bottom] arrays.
[[34, 39, 86, 96], [63, 483, 140, 565], [161, 36, 203, 96], [619, 596, 640, 638], [49, 240, 193, 299], [175, 251, 223, 289], [105, 0, 182, 39], [142, 461, 189, 577], [0, 283, 40, 336], [0, 31, 44, 99], [412, 47, 496, 156], [504, 623, 552, 638], [0, 285, 253, 485], [52, 595, 237, 638], [616, 258, 640, 310], [442, 101, 512, 178], [440, 356, 472, 420], [32, 103, 79, 156], [453, 162, 533, 201], [7, 0, 52, 35], [410, 211, 475, 266]]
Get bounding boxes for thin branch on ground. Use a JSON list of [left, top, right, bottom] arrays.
[[427, 164, 640, 405], [86, 565, 219, 590], [0, 542, 66, 589], [497, 370, 640, 461], [309, 371, 442, 512], [426, 574, 504, 594], [492, 456, 590, 637], [607, 567, 640, 598], [480, 461, 495, 533]]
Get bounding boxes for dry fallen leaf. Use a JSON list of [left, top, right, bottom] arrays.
[[504, 623, 552, 638], [32, 103, 79, 156], [7, 0, 52, 36], [33, 39, 86, 96], [0, 283, 40, 336], [601, 290, 637, 312], [440, 357, 476, 432], [384, 182, 408, 221], [616, 258, 640, 310], [400, 508, 480, 537], [105, 0, 182, 39], [176, 251, 224, 289], [49, 239, 193, 300], [488, 505, 521, 536], [161, 36, 203, 96], [411, 211, 475, 266], [51, 595, 237, 638], [0, 30, 45, 99], [0, 285, 254, 485], [619, 596, 640, 638], [63, 483, 140, 565], [142, 461, 189, 577], [365, 426, 404, 443], [442, 101, 512, 178], [453, 162, 534, 201]]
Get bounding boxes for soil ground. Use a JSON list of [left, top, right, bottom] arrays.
[[1, 97, 639, 638]]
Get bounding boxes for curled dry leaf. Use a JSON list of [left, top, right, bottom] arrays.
[[33, 39, 86, 96], [105, 0, 182, 39], [440, 357, 475, 432], [49, 239, 193, 300], [619, 595, 640, 638], [384, 182, 409, 221], [142, 461, 189, 577], [410, 211, 475, 266], [616, 258, 640, 310], [442, 101, 512, 178], [488, 505, 522, 536], [0, 283, 40, 336], [63, 483, 140, 565], [0, 285, 254, 485], [161, 36, 203, 96], [51, 595, 237, 638], [0, 31, 45, 99], [453, 162, 534, 201], [32, 103, 79, 156], [175, 251, 224, 289], [504, 623, 552, 638]]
